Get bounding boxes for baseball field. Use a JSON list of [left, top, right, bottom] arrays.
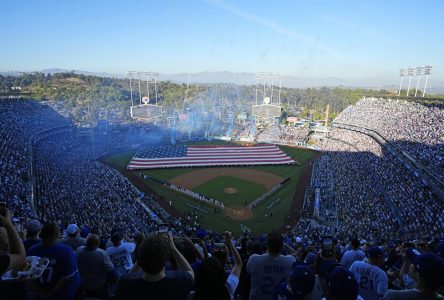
[[103, 144, 317, 235]]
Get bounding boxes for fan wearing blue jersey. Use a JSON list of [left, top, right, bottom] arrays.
[[341, 238, 366, 270], [247, 231, 296, 300], [27, 223, 80, 300], [105, 231, 136, 276], [349, 247, 388, 300]]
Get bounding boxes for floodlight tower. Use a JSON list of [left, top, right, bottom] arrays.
[[255, 72, 284, 105], [153, 72, 159, 105], [143, 71, 151, 104], [422, 65, 433, 97], [406, 68, 414, 97], [127, 71, 137, 107], [399, 65, 434, 97], [136, 72, 142, 105], [414, 67, 423, 97], [141, 72, 160, 105], [398, 68, 406, 96]]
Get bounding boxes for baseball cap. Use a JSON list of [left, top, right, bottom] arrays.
[[26, 220, 43, 232], [295, 236, 302, 243], [367, 247, 384, 259], [406, 248, 421, 262], [327, 267, 359, 300], [66, 224, 79, 235], [288, 263, 315, 296], [196, 228, 208, 239], [412, 253, 444, 288]]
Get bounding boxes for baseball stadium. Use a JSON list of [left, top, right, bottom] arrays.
[[1, 2, 444, 299]]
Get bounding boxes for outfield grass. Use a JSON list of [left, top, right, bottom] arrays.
[[192, 176, 267, 207], [103, 145, 316, 235]]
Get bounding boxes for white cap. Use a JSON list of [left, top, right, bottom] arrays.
[[296, 237, 302, 243]]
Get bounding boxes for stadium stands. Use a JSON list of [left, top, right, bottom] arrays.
[[0, 97, 443, 300], [336, 97, 444, 182]]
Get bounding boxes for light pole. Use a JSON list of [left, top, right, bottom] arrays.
[[127, 71, 136, 107]]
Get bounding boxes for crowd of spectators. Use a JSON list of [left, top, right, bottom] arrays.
[[313, 128, 444, 241], [33, 130, 153, 236], [1, 212, 444, 300], [1, 97, 444, 299], [256, 125, 308, 144], [0, 99, 71, 224], [335, 97, 444, 182]]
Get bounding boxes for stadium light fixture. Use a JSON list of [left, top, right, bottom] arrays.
[[422, 65, 433, 97], [254, 72, 285, 105], [398, 65, 434, 97], [127, 71, 137, 107]]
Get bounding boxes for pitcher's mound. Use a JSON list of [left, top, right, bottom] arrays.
[[224, 187, 238, 194]]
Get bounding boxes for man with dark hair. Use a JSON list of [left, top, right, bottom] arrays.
[[115, 232, 194, 300], [321, 266, 363, 300], [106, 231, 136, 276], [382, 252, 444, 300], [247, 231, 296, 300], [273, 263, 316, 300], [340, 238, 365, 270], [23, 219, 43, 254], [349, 247, 388, 300], [27, 223, 80, 300], [76, 234, 117, 299]]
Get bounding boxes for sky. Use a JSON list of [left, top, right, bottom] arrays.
[[1, 0, 443, 82]]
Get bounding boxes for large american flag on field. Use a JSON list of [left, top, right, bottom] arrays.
[[127, 145, 295, 170]]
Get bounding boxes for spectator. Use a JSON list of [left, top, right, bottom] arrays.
[[191, 231, 242, 300], [247, 231, 296, 300], [382, 253, 444, 300], [434, 241, 444, 259], [349, 247, 388, 300], [76, 234, 117, 299], [27, 223, 80, 300], [272, 263, 316, 300], [59, 224, 86, 251], [321, 265, 362, 300], [340, 238, 365, 270], [128, 231, 145, 274], [23, 220, 43, 254], [115, 233, 194, 300], [0, 208, 26, 276], [106, 231, 136, 276]]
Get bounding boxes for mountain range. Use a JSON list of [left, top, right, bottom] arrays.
[[2, 68, 443, 93]]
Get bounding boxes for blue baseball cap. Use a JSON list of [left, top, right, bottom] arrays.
[[196, 228, 208, 239], [406, 248, 421, 262], [327, 267, 359, 300], [288, 263, 315, 296]]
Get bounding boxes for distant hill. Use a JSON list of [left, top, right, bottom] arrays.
[[2, 68, 444, 94]]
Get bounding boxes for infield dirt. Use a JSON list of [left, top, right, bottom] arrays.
[[169, 167, 284, 190]]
